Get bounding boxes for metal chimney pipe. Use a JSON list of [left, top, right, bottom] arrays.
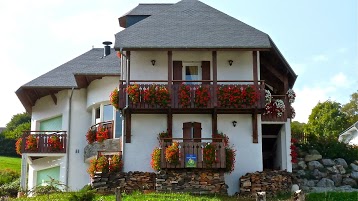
[[103, 41, 112, 56]]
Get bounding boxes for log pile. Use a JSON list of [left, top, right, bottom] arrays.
[[156, 169, 227, 195], [239, 170, 293, 196], [92, 171, 156, 194]]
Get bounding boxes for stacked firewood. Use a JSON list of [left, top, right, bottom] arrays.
[[239, 170, 293, 196]]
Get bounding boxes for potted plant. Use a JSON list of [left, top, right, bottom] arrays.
[[203, 143, 216, 166], [86, 128, 96, 144], [178, 83, 191, 108], [165, 141, 180, 165], [264, 99, 285, 117], [96, 126, 109, 143], [126, 83, 140, 104], [194, 86, 210, 108], [109, 155, 123, 173], [150, 147, 161, 171], [143, 84, 170, 107], [286, 89, 296, 103], [15, 138, 22, 155], [25, 135, 38, 151], [48, 135, 63, 151], [110, 88, 119, 110]]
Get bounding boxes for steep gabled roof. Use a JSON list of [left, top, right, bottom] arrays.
[[115, 0, 271, 49], [122, 3, 174, 16], [16, 48, 120, 113]]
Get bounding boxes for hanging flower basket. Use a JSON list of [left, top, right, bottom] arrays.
[[96, 126, 109, 143], [143, 84, 170, 107], [15, 138, 22, 155], [150, 147, 161, 171], [110, 88, 119, 110], [264, 99, 286, 117], [203, 143, 216, 166], [217, 85, 259, 108], [286, 89, 296, 103], [25, 135, 38, 151], [126, 83, 140, 104], [194, 86, 210, 108], [86, 128, 97, 144]]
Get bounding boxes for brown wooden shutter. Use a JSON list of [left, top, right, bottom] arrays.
[[183, 122, 192, 142], [193, 122, 202, 142], [201, 61, 210, 84], [173, 61, 182, 81]]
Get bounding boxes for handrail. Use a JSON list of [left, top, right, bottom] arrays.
[[20, 131, 67, 154]]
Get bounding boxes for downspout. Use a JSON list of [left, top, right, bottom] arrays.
[[120, 49, 129, 165], [65, 87, 75, 188]]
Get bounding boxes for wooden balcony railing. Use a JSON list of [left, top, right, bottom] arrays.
[[89, 120, 114, 139], [160, 138, 226, 169], [21, 131, 67, 154], [118, 80, 266, 111]]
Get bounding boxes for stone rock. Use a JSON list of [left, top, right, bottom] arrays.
[[313, 169, 327, 179], [350, 163, 358, 172], [342, 178, 357, 187], [316, 178, 335, 188], [309, 149, 321, 155], [334, 158, 348, 168], [331, 174, 342, 186], [297, 161, 307, 170], [308, 161, 324, 170], [292, 163, 298, 170], [351, 172, 358, 180], [327, 165, 346, 174], [321, 159, 335, 167], [354, 160, 358, 165], [291, 184, 299, 192], [296, 170, 306, 177], [305, 154, 322, 162], [303, 179, 315, 187]]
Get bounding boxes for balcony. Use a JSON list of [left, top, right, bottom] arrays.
[[261, 95, 292, 122], [118, 80, 266, 114], [160, 138, 226, 169], [20, 131, 67, 154]]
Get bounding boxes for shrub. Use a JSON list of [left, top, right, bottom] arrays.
[[68, 191, 95, 201], [0, 177, 20, 197], [0, 169, 20, 186], [298, 134, 358, 164]]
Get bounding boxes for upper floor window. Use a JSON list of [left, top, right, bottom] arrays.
[[94, 104, 114, 124], [184, 64, 201, 83]]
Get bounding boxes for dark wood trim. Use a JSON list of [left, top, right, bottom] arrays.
[[283, 75, 289, 120], [253, 51, 259, 91], [252, 111, 258, 143], [212, 51, 217, 107], [125, 112, 131, 143], [167, 109, 173, 138], [168, 51, 173, 108], [261, 58, 285, 82], [117, 48, 271, 51], [212, 109, 217, 137], [49, 91, 57, 105]]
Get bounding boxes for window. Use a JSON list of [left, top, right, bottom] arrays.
[[183, 63, 201, 84], [40, 116, 62, 131], [94, 104, 114, 124]]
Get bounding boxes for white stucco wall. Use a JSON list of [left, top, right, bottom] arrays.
[[123, 114, 167, 172], [86, 76, 120, 109], [218, 114, 262, 195], [128, 51, 255, 82], [28, 156, 66, 191]]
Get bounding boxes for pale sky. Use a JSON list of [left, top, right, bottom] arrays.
[[0, 0, 357, 127]]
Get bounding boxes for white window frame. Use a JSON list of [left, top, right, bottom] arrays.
[[182, 62, 202, 84]]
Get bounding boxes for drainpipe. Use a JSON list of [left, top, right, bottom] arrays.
[[65, 87, 74, 188], [120, 49, 129, 165]]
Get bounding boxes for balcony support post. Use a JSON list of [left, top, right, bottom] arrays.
[[212, 108, 217, 136], [252, 110, 258, 143], [283, 75, 289, 120], [127, 51, 131, 84], [212, 51, 217, 107], [167, 109, 173, 138], [253, 51, 259, 92], [125, 112, 131, 143]]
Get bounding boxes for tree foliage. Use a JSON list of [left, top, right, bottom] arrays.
[[342, 90, 358, 125], [304, 100, 349, 137], [291, 121, 305, 135], [2, 112, 31, 139]]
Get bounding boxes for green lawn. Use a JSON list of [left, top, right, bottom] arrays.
[[0, 156, 21, 173]]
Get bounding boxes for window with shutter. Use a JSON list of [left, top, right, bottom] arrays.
[[201, 61, 210, 84], [182, 122, 202, 142]]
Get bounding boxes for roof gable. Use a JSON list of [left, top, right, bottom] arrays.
[[115, 0, 270, 49]]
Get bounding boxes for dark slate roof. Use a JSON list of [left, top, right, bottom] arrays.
[[122, 3, 174, 16], [22, 48, 119, 88], [115, 0, 271, 49]]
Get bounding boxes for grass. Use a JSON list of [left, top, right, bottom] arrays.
[[306, 191, 358, 201], [0, 156, 21, 173]]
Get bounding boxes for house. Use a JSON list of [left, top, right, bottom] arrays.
[[15, 0, 297, 196], [338, 122, 358, 145], [16, 44, 122, 191], [114, 0, 296, 195]]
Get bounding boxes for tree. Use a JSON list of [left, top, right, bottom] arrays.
[[291, 121, 305, 135], [3, 112, 31, 139], [304, 100, 349, 137], [342, 91, 358, 125]]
